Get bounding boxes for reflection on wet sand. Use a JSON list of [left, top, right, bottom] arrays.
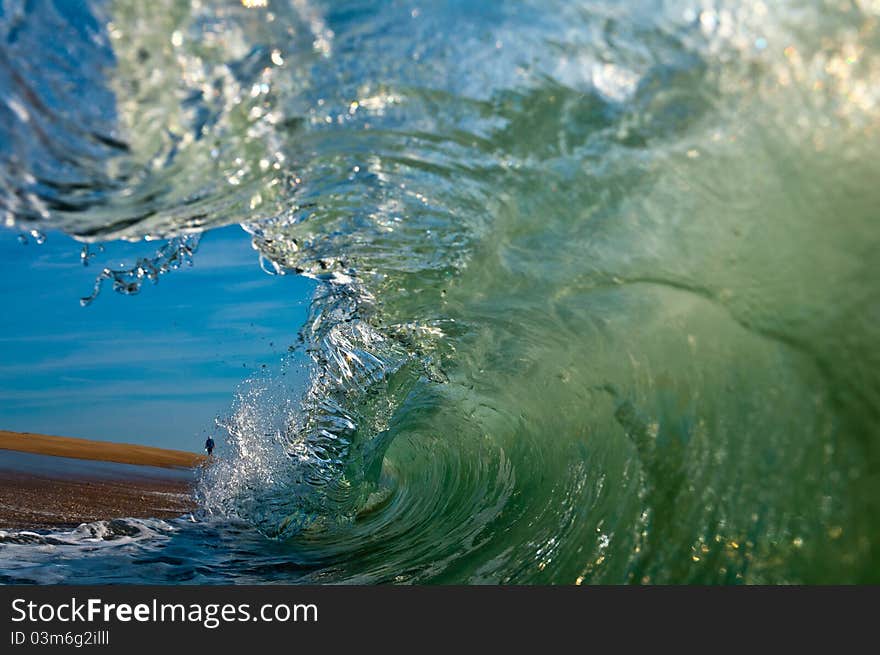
[[0, 432, 203, 529]]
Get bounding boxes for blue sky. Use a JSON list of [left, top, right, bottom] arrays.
[[0, 225, 314, 452]]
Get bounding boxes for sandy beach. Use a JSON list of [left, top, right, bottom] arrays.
[[0, 430, 206, 530]]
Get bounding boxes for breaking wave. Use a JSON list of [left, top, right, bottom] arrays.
[[2, 0, 880, 582]]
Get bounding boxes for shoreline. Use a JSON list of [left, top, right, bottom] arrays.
[[0, 430, 206, 530], [0, 430, 206, 469]]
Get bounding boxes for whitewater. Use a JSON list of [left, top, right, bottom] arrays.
[[1, 0, 879, 583]]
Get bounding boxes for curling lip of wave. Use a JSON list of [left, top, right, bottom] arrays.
[[1, 0, 879, 583]]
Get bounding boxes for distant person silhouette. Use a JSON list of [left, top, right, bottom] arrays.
[[205, 436, 215, 456]]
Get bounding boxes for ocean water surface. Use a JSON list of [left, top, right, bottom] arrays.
[[1, 0, 879, 583], [0, 225, 313, 449]]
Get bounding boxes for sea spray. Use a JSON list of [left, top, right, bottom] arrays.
[[1, 0, 879, 582]]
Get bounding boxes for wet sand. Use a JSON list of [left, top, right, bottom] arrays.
[[0, 431, 207, 530], [0, 430, 206, 469]]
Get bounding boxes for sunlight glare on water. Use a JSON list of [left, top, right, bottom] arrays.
[[0, 0, 879, 583]]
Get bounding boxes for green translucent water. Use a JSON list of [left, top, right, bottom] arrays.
[[2, 0, 879, 583]]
